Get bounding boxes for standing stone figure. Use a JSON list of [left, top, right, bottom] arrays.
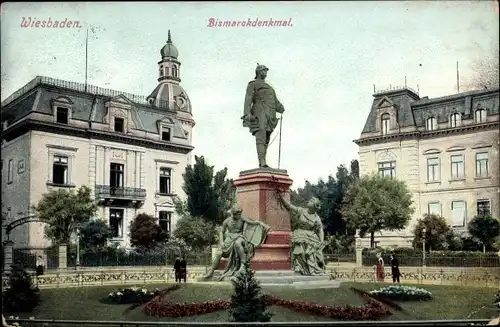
[[276, 192, 326, 275], [242, 64, 285, 168], [203, 201, 271, 280]]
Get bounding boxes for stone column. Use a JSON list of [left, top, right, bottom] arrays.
[[58, 244, 67, 270], [355, 230, 363, 267], [2, 240, 14, 275]]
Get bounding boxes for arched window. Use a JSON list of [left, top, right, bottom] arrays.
[[172, 65, 178, 78], [449, 113, 461, 128], [381, 113, 390, 135], [159, 65, 164, 77], [474, 109, 486, 123], [426, 117, 438, 131]]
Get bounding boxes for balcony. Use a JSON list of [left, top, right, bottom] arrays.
[[95, 185, 146, 207]]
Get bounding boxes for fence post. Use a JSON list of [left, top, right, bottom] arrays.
[[58, 244, 67, 270], [2, 241, 14, 276]]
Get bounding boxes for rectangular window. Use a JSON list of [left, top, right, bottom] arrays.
[[477, 199, 491, 216], [7, 159, 14, 183], [428, 202, 442, 216], [114, 117, 124, 133], [109, 208, 124, 238], [159, 211, 172, 234], [475, 152, 489, 178], [451, 201, 467, 227], [161, 127, 171, 141], [110, 163, 124, 195], [378, 161, 396, 178], [52, 155, 68, 185], [426, 158, 440, 182], [450, 154, 464, 179], [159, 168, 171, 194], [56, 107, 69, 124]]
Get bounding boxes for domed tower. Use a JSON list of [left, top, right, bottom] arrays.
[[146, 30, 195, 148], [146, 30, 193, 116]]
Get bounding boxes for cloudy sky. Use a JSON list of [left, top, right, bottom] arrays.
[[1, 1, 498, 189]]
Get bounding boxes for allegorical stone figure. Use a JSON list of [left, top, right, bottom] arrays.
[[276, 192, 326, 276], [242, 64, 285, 168], [203, 201, 270, 280]]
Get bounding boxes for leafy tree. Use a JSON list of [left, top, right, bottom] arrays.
[[173, 215, 218, 249], [468, 214, 500, 253], [176, 155, 235, 225], [341, 173, 414, 248], [2, 265, 40, 313], [464, 39, 499, 90], [229, 261, 272, 322], [32, 186, 97, 245], [80, 219, 114, 252], [129, 213, 167, 251], [413, 214, 450, 251]]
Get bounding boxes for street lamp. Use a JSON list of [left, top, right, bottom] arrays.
[[76, 228, 81, 268], [422, 227, 426, 267]]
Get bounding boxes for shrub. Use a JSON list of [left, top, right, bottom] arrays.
[[2, 265, 40, 313], [107, 286, 161, 304], [229, 261, 272, 322], [495, 291, 500, 308], [370, 285, 432, 301]]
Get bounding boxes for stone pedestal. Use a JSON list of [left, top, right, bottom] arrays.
[[58, 244, 67, 270], [2, 240, 14, 275], [217, 168, 293, 271]]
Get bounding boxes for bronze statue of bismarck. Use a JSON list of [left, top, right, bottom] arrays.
[[242, 64, 285, 168]]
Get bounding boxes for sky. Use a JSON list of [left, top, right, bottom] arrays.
[[1, 1, 499, 189]]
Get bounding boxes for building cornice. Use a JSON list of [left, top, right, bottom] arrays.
[[354, 121, 499, 146], [2, 119, 194, 154]]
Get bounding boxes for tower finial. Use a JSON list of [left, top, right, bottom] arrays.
[[167, 30, 172, 43]]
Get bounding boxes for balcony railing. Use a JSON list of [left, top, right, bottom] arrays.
[[95, 185, 146, 199]]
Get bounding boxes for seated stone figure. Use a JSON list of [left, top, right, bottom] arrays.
[[276, 193, 326, 276], [203, 201, 270, 280]]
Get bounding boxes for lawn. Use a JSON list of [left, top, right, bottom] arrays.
[[8, 282, 498, 322]]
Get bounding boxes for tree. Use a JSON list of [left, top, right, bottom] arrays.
[[176, 155, 235, 225], [2, 265, 40, 313], [341, 173, 414, 248], [173, 215, 218, 249], [229, 260, 272, 322], [468, 214, 500, 253], [80, 219, 114, 252], [129, 213, 167, 250], [32, 186, 97, 245], [412, 214, 450, 251], [463, 39, 499, 90]]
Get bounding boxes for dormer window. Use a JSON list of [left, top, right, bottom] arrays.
[[381, 113, 390, 135], [56, 107, 69, 124], [449, 113, 461, 128], [161, 127, 171, 141], [474, 109, 486, 123], [425, 117, 437, 131], [172, 66, 178, 78], [114, 117, 124, 133]]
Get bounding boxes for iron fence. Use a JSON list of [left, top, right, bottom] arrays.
[[3, 318, 493, 326], [363, 255, 500, 267], [12, 248, 59, 271], [324, 250, 356, 265]]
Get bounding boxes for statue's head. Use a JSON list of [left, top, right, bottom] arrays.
[[231, 201, 243, 219], [255, 64, 269, 79], [307, 197, 321, 213]]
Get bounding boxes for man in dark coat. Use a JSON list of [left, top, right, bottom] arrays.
[[390, 254, 401, 283], [180, 257, 187, 283], [173, 256, 182, 283]]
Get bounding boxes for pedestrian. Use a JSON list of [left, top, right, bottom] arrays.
[[180, 257, 187, 283], [36, 255, 44, 276], [390, 253, 400, 283], [376, 253, 385, 282], [173, 256, 181, 283]]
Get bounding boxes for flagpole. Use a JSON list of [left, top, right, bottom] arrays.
[[85, 28, 89, 92], [278, 115, 283, 169]]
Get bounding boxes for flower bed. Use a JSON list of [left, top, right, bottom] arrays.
[[370, 285, 432, 301], [107, 286, 162, 304], [143, 288, 391, 320]]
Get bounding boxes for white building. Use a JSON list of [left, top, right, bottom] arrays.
[[1, 31, 195, 250], [354, 86, 499, 247]]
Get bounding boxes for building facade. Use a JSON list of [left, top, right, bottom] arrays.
[[1, 31, 195, 250], [354, 86, 499, 247]]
